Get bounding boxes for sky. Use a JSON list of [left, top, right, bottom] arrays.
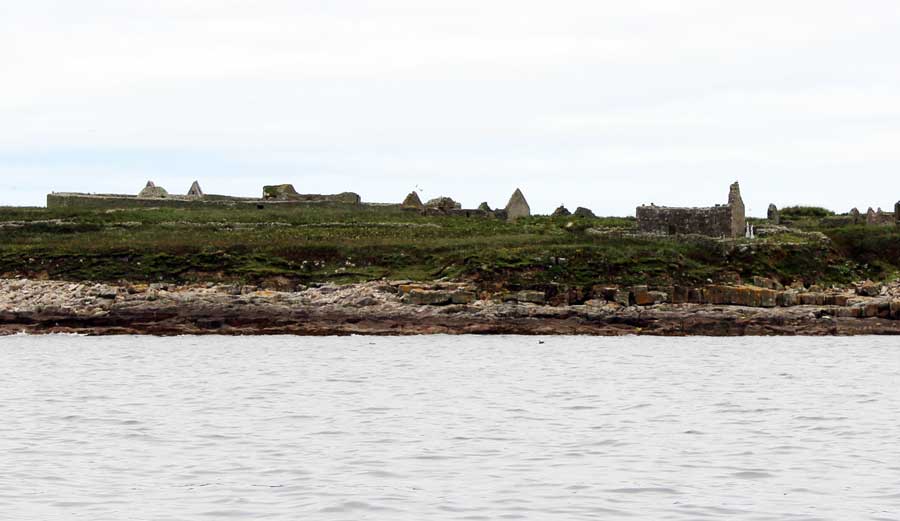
[[2, 0, 900, 216]]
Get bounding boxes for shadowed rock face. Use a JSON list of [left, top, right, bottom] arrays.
[[187, 181, 203, 197], [505, 188, 531, 222], [401, 191, 424, 209], [138, 181, 169, 198], [573, 207, 596, 218], [552, 205, 571, 217]]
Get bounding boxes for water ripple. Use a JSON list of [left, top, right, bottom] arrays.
[[1, 334, 898, 520]]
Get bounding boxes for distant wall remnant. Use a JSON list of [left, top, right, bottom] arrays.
[[896, 201, 900, 225], [138, 181, 169, 198], [552, 205, 571, 217], [850, 208, 862, 224], [767, 204, 780, 224], [401, 191, 424, 210], [425, 197, 462, 211], [505, 188, 531, 222], [636, 182, 746, 238], [866, 207, 895, 226]]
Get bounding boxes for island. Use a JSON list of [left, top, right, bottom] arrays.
[[1, 180, 899, 335]]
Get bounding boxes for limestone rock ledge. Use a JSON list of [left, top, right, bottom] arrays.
[[1, 279, 899, 336]]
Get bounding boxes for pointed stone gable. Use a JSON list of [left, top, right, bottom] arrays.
[[850, 207, 861, 224], [138, 181, 169, 198], [866, 207, 877, 224], [505, 188, 531, 222], [477, 202, 492, 212], [187, 181, 203, 197], [401, 191, 424, 209]]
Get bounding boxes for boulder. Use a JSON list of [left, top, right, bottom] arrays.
[[752, 276, 784, 291], [857, 281, 882, 297], [552, 205, 571, 217], [451, 291, 477, 305], [504, 188, 531, 222], [704, 285, 778, 308], [502, 290, 546, 304], [138, 181, 169, 198], [630, 286, 654, 306], [403, 289, 453, 306]]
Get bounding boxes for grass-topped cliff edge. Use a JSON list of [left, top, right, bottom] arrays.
[[1, 205, 898, 293]]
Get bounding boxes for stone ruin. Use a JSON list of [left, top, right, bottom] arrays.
[[187, 181, 203, 197], [636, 182, 746, 238], [866, 207, 895, 226], [401, 191, 424, 210], [767, 204, 780, 224], [573, 207, 596, 219], [138, 181, 169, 198], [505, 188, 531, 222], [552, 205, 571, 217], [477, 202, 492, 212], [262, 184, 361, 204], [424, 196, 462, 211]]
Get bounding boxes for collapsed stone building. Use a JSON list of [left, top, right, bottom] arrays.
[[47, 181, 531, 222], [636, 182, 746, 238]]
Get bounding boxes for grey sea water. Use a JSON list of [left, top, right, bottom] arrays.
[[1, 335, 899, 520]]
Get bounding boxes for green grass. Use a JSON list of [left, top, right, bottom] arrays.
[[1, 205, 898, 288]]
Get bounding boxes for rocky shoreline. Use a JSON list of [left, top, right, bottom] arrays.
[[2, 278, 900, 336]]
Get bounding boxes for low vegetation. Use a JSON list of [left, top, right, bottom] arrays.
[[1, 205, 898, 289]]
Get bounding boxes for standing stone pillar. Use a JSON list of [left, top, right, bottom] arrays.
[[767, 204, 780, 224]]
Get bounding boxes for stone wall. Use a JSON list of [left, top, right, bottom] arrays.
[[47, 193, 364, 210], [636, 182, 745, 238], [636, 205, 735, 236]]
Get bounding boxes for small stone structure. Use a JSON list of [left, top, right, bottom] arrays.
[[636, 182, 746, 238], [401, 191, 424, 210], [573, 207, 596, 218], [477, 202, 492, 212], [850, 208, 862, 224], [552, 205, 571, 217], [425, 197, 462, 211], [866, 207, 895, 226], [187, 181, 203, 197], [138, 181, 169, 198], [505, 188, 531, 222], [767, 204, 780, 224]]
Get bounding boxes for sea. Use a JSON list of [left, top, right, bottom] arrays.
[[1, 335, 898, 520]]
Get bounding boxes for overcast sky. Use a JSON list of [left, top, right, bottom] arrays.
[[2, 1, 899, 215]]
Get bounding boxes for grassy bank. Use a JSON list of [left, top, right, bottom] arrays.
[[1, 205, 898, 289]]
